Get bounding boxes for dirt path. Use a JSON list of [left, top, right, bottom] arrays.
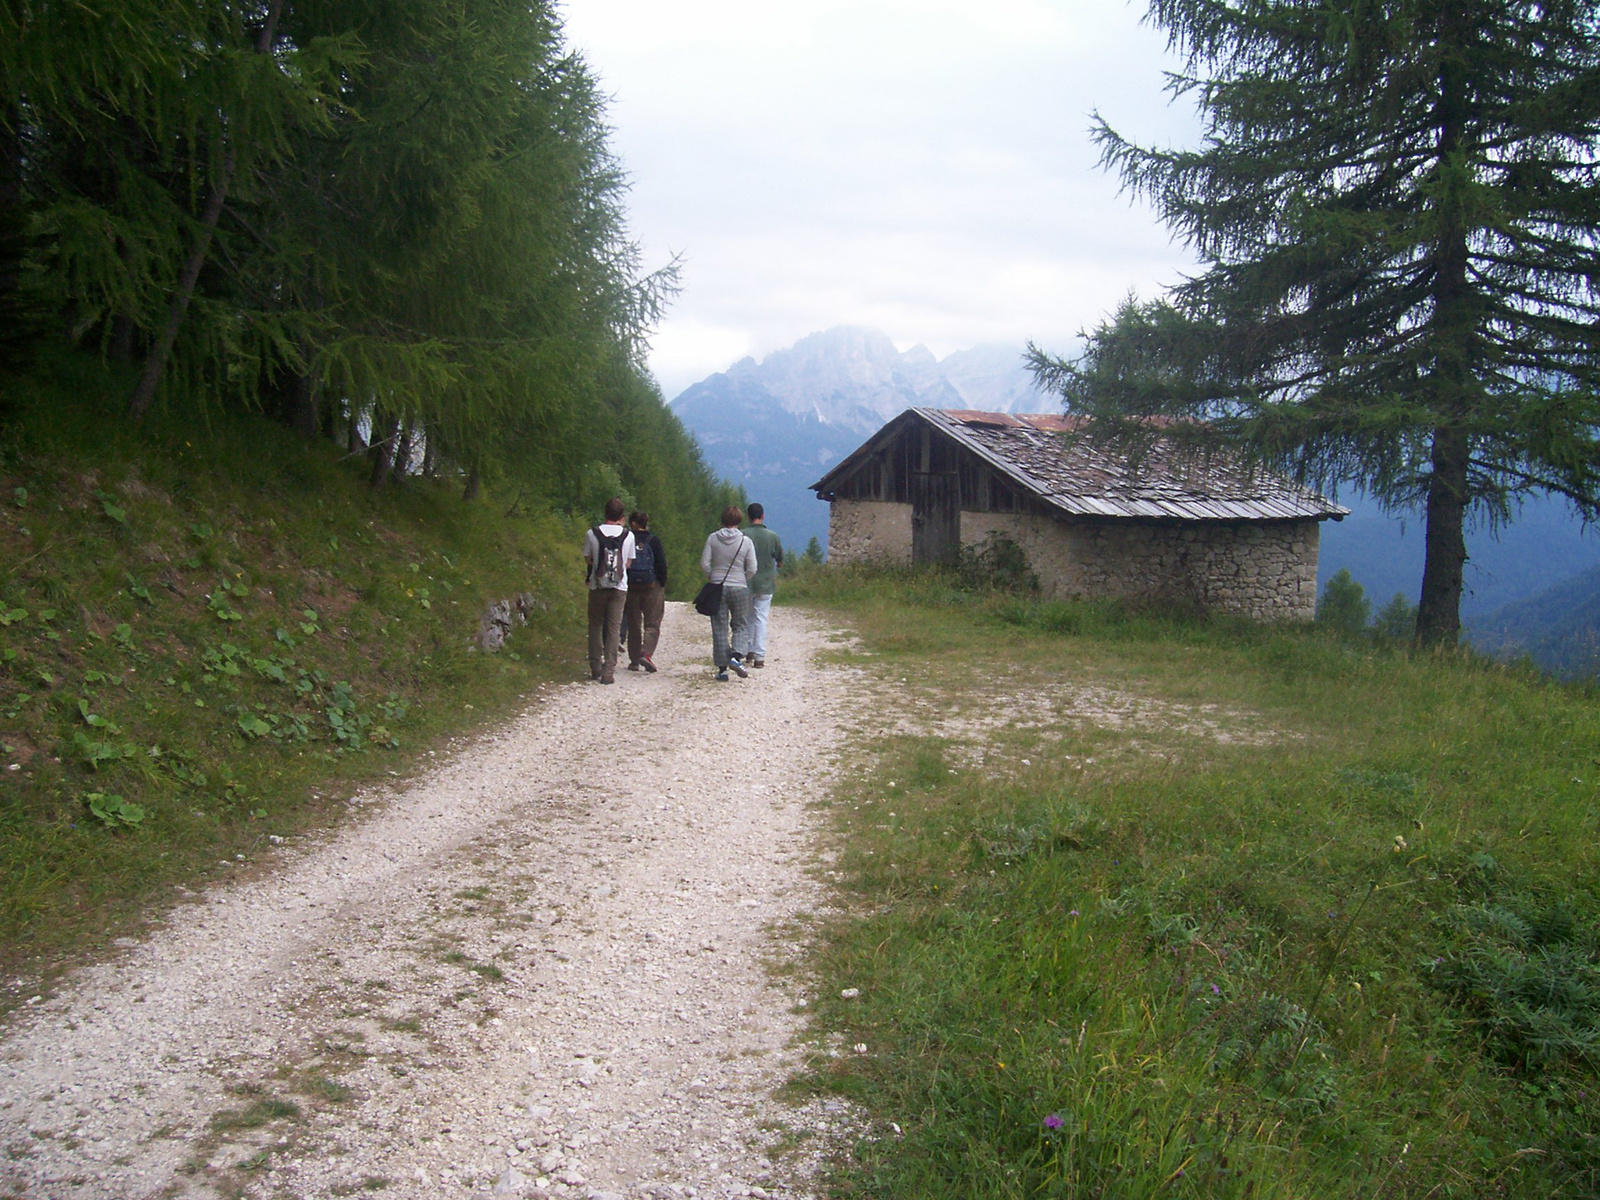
[[0, 603, 855, 1200]]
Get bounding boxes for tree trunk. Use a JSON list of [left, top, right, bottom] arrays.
[[292, 389, 320, 440], [1414, 12, 1471, 650], [346, 402, 366, 454], [127, 1, 281, 420], [0, 112, 23, 306], [109, 314, 136, 362], [127, 148, 234, 418], [287, 367, 319, 439], [368, 412, 400, 489], [321, 391, 339, 442], [0, 109, 39, 378], [390, 420, 413, 484], [421, 428, 438, 478], [1415, 425, 1469, 646], [462, 464, 481, 502]]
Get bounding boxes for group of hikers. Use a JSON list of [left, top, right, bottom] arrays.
[[582, 498, 784, 684]]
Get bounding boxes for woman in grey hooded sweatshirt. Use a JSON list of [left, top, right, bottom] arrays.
[[700, 505, 759, 680]]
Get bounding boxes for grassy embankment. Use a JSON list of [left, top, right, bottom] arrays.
[[782, 567, 1599, 1198], [0, 358, 591, 993]]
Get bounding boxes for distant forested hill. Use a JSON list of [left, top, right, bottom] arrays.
[[1318, 491, 1600, 624], [1466, 565, 1600, 679]]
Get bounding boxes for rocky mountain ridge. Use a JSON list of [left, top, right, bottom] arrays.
[[669, 326, 1051, 551], [698, 326, 1046, 436]]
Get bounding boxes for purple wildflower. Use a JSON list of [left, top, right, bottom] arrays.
[[1043, 1113, 1065, 1130], [1068, 910, 1080, 918]]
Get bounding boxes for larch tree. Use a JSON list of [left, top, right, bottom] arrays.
[[1028, 0, 1600, 645], [3, 0, 725, 539]]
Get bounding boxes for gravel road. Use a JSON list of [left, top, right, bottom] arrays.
[[0, 602, 854, 1200]]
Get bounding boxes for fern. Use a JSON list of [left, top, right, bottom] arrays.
[[1431, 895, 1600, 1071]]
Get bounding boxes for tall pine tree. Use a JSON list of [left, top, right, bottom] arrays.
[[1030, 1, 1600, 645]]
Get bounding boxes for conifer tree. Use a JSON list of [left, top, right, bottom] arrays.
[[3, 0, 726, 541], [1030, 1, 1600, 645]]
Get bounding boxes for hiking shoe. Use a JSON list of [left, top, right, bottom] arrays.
[[600, 674, 615, 685], [729, 655, 749, 678], [627, 660, 641, 672], [752, 657, 765, 668], [715, 669, 729, 682], [640, 655, 657, 673]]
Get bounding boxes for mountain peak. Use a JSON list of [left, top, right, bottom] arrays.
[[674, 325, 1048, 433], [667, 326, 1058, 561]]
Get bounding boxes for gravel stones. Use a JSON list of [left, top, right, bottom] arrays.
[[0, 604, 851, 1199]]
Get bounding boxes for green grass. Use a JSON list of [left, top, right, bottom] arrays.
[[788, 567, 1600, 1198], [0, 353, 587, 989], [209, 1097, 300, 1132]]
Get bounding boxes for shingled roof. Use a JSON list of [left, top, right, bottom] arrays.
[[812, 408, 1349, 523]]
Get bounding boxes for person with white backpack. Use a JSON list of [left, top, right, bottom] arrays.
[[581, 498, 634, 684]]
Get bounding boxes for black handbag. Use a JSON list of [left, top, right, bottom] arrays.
[[692, 581, 723, 617], [694, 548, 739, 616]]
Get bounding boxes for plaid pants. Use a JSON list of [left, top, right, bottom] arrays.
[[710, 586, 753, 669]]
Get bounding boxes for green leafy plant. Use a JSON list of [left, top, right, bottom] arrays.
[[207, 591, 243, 622], [237, 714, 271, 738], [94, 490, 127, 524], [1430, 896, 1600, 1072], [74, 731, 133, 770], [78, 697, 120, 734], [86, 792, 146, 828], [1199, 992, 1340, 1117]]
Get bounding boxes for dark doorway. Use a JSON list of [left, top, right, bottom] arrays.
[[911, 470, 960, 565]]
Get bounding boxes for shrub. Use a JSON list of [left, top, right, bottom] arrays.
[[1373, 592, 1418, 641], [1316, 568, 1371, 635], [956, 532, 1038, 594]]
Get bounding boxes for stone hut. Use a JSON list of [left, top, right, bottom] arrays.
[[810, 408, 1348, 621]]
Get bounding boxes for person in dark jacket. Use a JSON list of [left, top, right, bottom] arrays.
[[624, 511, 668, 673]]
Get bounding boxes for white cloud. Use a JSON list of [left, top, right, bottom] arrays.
[[561, 0, 1201, 397]]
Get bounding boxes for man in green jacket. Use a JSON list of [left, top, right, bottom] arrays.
[[743, 502, 783, 669]]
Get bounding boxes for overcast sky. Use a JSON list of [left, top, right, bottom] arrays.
[[560, 0, 1202, 399]]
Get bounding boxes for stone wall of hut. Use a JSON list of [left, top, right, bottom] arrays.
[[827, 499, 914, 565], [961, 511, 1321, 621], [827, 498, 1321, 621]]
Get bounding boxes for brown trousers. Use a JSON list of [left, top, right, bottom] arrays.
[[625, 582, 665, 663], [586, 587, 626, 679]]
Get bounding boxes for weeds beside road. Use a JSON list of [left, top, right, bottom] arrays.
[[0, 374, 580, 991], [784, 568, 1600, 1198]]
